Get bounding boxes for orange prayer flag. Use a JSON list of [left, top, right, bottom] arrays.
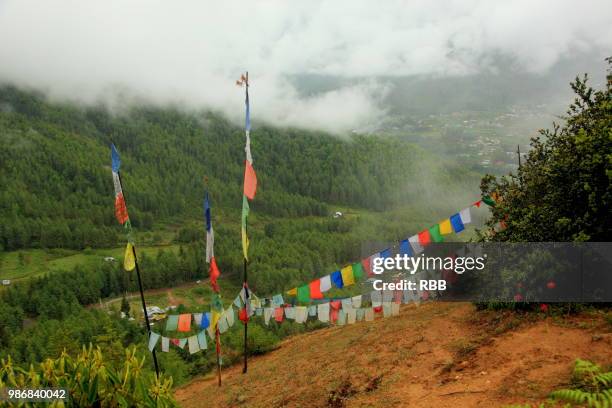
[[177, 314, 191, 332], [243, 160, 257, 199], [309, 280, 323, 299]]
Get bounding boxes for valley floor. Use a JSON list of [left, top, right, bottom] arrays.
[[175, 302, 611, 408]]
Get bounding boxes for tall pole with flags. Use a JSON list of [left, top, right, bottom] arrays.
[[204, 184, 223, 387], [236, 72, 257, 374], [110, 144, 160, 377]]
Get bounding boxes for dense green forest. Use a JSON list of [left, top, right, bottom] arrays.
[[0, 86, 477, 251]]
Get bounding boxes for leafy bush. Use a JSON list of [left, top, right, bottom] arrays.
[[550, 359, 612, 407], [0, 345, 177, 407]]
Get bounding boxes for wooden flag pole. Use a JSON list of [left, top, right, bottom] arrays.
[[242, 257, 248, 374], [215, 327, 222, 386], [117, 171, 160, 378]]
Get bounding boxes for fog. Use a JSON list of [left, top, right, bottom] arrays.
[[0, 0, 610, 132]]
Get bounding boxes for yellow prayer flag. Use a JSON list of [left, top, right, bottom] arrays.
[[241, 227, 249, 260], [124, 242, 135, 271], [286, 288, 297, 296], [211, 311, 221, 330], [439, 219, 453, 235], [341, 265, 355, 286]]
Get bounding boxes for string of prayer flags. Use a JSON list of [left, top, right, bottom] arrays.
[[331, 270, 344, 289], [177, 314, 191, 332], [340, 265, 355, 287], [429, 224, 444, 243]]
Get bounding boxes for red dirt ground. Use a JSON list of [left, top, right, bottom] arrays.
[[175, 302, 611, 407]]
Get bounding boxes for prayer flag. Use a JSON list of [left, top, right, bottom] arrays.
[[204, 192, 214, 263], [274, 307, 284, 322], [123, 242, 135, 271], [177, 314, 191, 332], [347, 308, 356, 324], [209, 256, 221, 292], [297, 285, 310, 303], [114, 193, 129, 225], [295, 306, 308, 323], [352, 262, 364, 281], [450, 213, 464, 233], [341, 298, 352, 311], [243, 161, 257, 200], [459, 207, 471, 224], [201, 312, 210, 329], [439, 219, 453, 235], [264, 307, 273, 325], [284, 307, 296, 320], [308, 305, 317, 316], [399, 239, 413, 257], [482, 195, 496, 207], [340, 265, 355, 286], [165, 315, 179, 331], [317, 303, 330, 323], [286, 288, 297, 296], [408, 235, 424, 254], [309, 280, 323, 299], [241, 196, 250, 260], [380, 248, 392, 259], [193, 313, 203, 327], [337, 309, 346, 326], [111, 144, 121, 172], [225, 307, 235, 327], [188, 335, 200, 354], [351, 295, 362, 308], [197, 331, 208, 350], [161, 336, 169, 352], [391, 303, 400, 316], [178, 338, 187, 349], [429, 224, 444, 243], [239, 307, 249, 323], [365, 308, 374, 321], [319, 275, 332, 292], [356, 308, 365, 321], [148, 332, 160, 352], [272, 294, 284, 306], [418, 229, 431, 246], [331, 270, 344, 289]]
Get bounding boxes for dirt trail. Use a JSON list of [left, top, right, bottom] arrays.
[[175, 303, 611, 408]]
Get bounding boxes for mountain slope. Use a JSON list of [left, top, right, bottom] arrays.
[[175, 302, 611, 408]]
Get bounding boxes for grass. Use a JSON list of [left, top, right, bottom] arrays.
[[0, 244, 181, 282]]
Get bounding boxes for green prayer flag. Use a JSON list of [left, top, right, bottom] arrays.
[[429, 224, 444, 243], [297, 285, 310, 303], [352, 262, 364, 281], [165, 315, 179, 331], [482, 195, 496, 207]]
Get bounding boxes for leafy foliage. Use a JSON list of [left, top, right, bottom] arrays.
[[480, 58, 611, 242], [0, 345, 177, 407], [550, 359, 612, 407]]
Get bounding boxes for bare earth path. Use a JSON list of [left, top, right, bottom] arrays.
[[175, 302, 611, 408]]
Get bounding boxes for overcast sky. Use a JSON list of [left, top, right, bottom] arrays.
[[0, 0, 610, 132]]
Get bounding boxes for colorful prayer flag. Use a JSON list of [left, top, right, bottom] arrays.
[[418, 229, 431, 246], [439, 219, 453, 235], [429, 224, 444, 243], [319, 275, 332, 292], [209, 257, 221, 293], [399, 239, 413, 257], [123, 242, 135, 271], [340, 265, 355, 286], [165, 315, 179, 331], [408, 235, 424, 254], [204, 192, 214, 263], [297, 285, 310, 303], [148, 332, 160, 352], [309, 280, 323, 299], [197, 331, 208, 350], [352, 262, 364, 281], [380, 248, 392, 259], [450, 213, 464, 233], [459, 207, 471, 224], [243, 161, 257, 200], [331, 270, 344, 289], [286, 288, 297, 296], [241, 195, 250, 260], [177, 314, 191, 332]]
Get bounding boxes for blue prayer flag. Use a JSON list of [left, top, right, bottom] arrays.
[[399, 240, 412, 256], [111, 144, 121, 173], [201, 312, 210, 329], [380, 248, 392, 259], [450, 213, 465, 233], [331, 270, 344, 289]]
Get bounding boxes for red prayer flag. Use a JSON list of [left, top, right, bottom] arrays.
[[209, 257, 220, 292], [309, 280, 323, 299], [472, 200, 482, 208], [239, 307, 249, 323], [243, 160, 257, 200], [362, 257, 373, 277], [114, 193, 129, 224], [274, 307, 284, 322], [330, 300, 341, 323], [373, 305, 383, 313], [177, 314, 191, 332], [171, 338, 180, 346], [418, 229, 431, 246]]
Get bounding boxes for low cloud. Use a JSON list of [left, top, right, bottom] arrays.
[[0, 0, 610, 132]]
